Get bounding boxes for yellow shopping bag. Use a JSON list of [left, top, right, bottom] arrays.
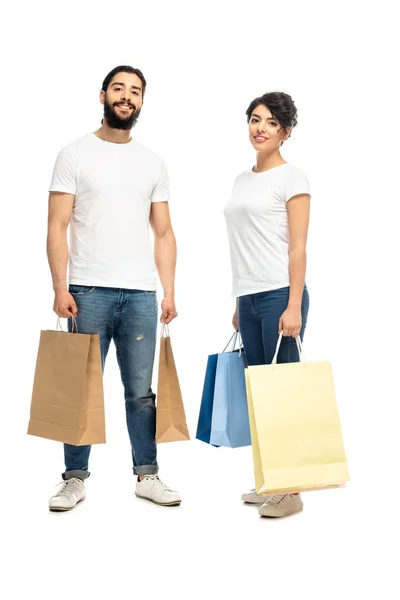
[[245, 333, 349, 495]]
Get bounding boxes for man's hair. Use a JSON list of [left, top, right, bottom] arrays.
[[101, 65, 147, 95]]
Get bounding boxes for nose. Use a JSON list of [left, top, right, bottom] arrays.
[[116, 90, 130, 105], [257, 122, 266, 134]]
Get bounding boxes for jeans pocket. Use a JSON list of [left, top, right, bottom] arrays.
[[69, 285, 96, 296]]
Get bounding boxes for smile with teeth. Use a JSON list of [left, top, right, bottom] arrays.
[[255, 136, 268, 142], [117, 104, 133, 109]]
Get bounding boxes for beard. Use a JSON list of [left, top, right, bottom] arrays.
[[103, 98, 141, 130]]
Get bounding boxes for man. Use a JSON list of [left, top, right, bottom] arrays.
[[46, 65, 180, 511]]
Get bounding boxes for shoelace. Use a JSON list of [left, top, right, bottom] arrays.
[[54, 479, 82, 497], [144, 476, 174, 492], [265, 494, 288, 505]]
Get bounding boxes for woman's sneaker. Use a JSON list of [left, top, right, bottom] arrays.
[[49, 478, 85, 512], [258, 493, 303, 518], [135, 475, 181, 506], [241, 489, 268, 504]]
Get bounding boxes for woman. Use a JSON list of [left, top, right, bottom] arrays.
[[224, 92, 311, 518]]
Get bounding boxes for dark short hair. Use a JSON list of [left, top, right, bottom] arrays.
[[101, 65, 147, 95], [246, 92, 298, 132]]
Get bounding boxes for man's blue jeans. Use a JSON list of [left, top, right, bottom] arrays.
[[63, 285, 158, 480], [238, 286, 309, 366]]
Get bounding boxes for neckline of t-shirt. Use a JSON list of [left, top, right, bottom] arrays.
[[250, 163, 290, 175], [90, 132, 135, 146]]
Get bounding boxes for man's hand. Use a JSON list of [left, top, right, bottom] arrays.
[[160, 295, 177, 324], [53, 291, 78, 318]]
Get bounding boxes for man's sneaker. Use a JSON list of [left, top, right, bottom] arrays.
[[135, 475, 181, 506], [241, 489, 268, 504], [258, 493, 303, 518], [49, 478, 85, 512]]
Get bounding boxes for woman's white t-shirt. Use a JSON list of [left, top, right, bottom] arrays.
[[49, 133, 170, 290], [224, 163, 310, 298]]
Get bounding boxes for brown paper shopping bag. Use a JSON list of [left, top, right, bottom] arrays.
[[245, 333, 349, 495], [27, 318, 105, 445], [156, 324, 190, 443]]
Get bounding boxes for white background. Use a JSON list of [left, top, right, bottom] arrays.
[[1, 1, 399, 598]]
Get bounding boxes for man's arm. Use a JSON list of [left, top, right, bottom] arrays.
[[149, 201, 177, 324], [47, 192, 78, 317]]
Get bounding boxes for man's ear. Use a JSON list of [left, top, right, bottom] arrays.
[[99, 90, 105, 106]]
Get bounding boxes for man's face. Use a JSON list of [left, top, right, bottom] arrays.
[[100, 72, 144, 130]]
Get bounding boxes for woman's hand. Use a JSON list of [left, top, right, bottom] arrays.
[[232, 310, 239, 331], [279, 306, 302, 338]]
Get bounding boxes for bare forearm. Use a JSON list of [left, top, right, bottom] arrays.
[[47, 224, 69, 293], [288, 250, 307, 308], [154, 231, 176, 297]]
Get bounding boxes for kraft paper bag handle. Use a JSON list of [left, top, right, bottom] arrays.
[[160, 323, 170, 338], [223, 329, 243, 357], [56, 316, 78, 333], [271, 332, 302, 365]]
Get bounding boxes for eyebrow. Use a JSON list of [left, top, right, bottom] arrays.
[[252, 113, 277, 120], [111, 82, 142, 91]]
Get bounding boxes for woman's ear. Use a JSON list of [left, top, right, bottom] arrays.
[[283, 127, 292, 141]]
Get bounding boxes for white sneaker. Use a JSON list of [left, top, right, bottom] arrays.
[[241, 488, 268, 504], [135, 475, 181, 506], [49, 478, 85, 512], [258, 493, 303, 518]]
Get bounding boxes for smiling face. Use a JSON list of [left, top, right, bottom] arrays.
[[248, 104, 290, 151], [100, 72, 144, 130]]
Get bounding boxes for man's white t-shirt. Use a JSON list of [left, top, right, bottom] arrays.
[[224, 163, 311, 298], [49, 133, 170, 290]]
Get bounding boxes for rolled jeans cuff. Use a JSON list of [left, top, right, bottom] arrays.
[[133, 465, 159, 476], [62, 469, 90, 481]]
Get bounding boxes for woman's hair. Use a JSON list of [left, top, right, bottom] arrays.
[[101, 65, 147, 95], [246, 92, 298, 138]]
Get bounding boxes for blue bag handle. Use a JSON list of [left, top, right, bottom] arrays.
[[222, 329, 243, 356]]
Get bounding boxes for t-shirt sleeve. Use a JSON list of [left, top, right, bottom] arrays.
[[284, 168, 311, 202], [232, 173, 241, 190], [151, 160, 170, 203], [49, 147, 77, 194]]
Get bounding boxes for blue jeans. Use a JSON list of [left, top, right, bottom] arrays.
[[63, 285, 158, 480], [238, 286, 309, 366]]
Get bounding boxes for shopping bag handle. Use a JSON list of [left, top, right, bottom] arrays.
[[160, 323, 170, 338], [222, 329, 243, 356], [271, 332, 302, 364], [57, 316, 78, 333]]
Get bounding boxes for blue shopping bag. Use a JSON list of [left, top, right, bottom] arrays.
[[196, 353, 219, 445], [209, 341, 251, 448]]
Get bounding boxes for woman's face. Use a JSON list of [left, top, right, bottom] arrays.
[[248, 104, 290, 151]]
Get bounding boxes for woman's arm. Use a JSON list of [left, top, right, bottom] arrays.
[[232, 297, 239, 330], [279, 193, 310, 336]]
